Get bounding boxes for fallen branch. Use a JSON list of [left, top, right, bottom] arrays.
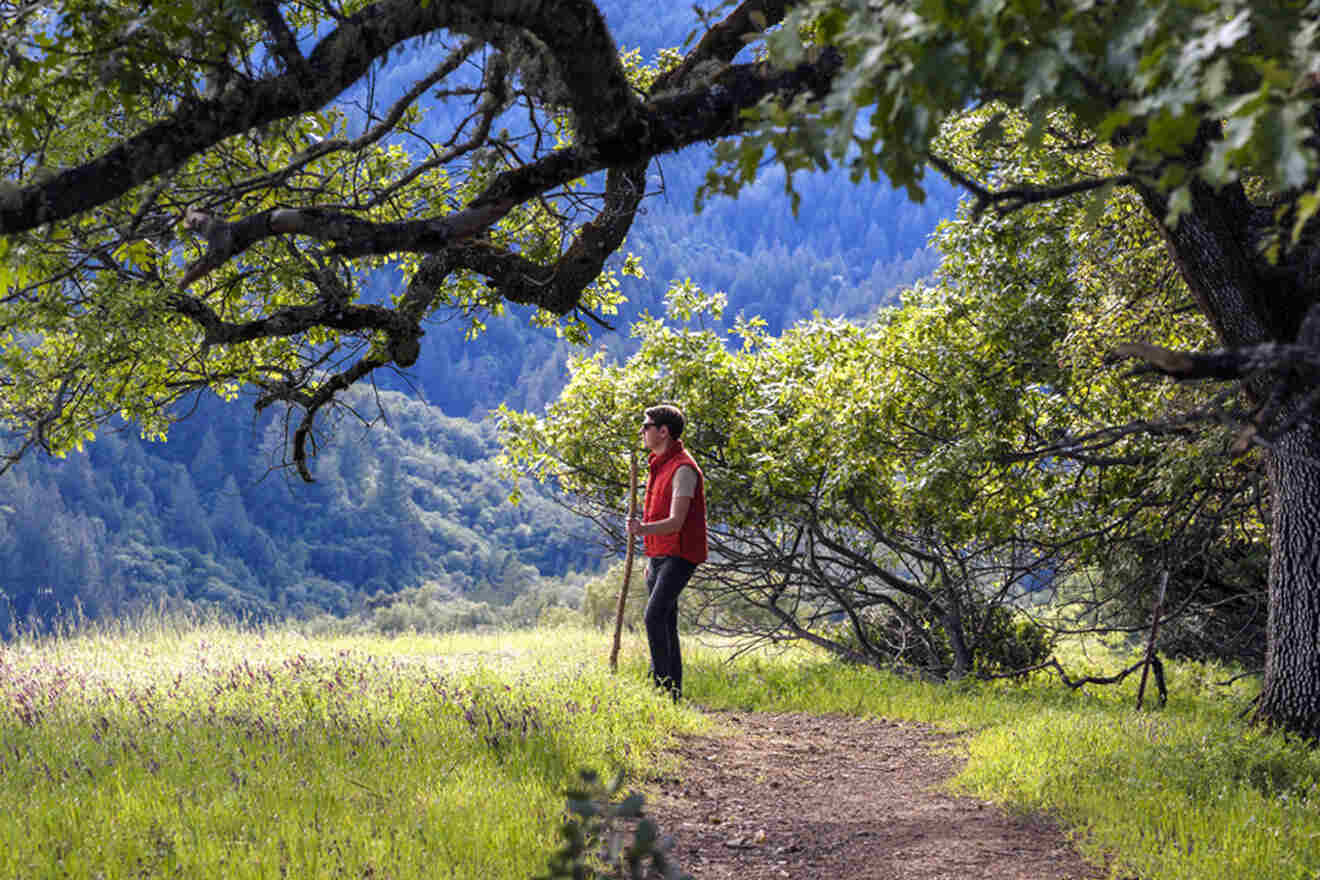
[[980, 657, 1167, 706]]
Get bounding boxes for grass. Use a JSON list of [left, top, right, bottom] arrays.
[[678, 634, 1320, 880], [2, 618, 1317, 879], [0, 619, 701, 880]]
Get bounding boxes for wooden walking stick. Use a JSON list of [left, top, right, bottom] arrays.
[[609, 448, 639, 672]]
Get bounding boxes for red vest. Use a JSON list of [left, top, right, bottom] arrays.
[[643, 441, 708, 564]]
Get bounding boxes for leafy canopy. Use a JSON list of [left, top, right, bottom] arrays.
[[718, 0, 1320, 232], [0, 0, 837, 478], [501, 140, 1264, 666]]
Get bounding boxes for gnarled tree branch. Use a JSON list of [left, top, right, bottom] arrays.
[[0, 0, 635, 233]]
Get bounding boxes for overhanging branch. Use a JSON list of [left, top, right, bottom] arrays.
[[929, 154, 1134, 216], [0, 0, 635, 234], [174, 31, 840, 294], [1109, 340, 1320, 381]]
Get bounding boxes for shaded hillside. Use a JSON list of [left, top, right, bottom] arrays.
[[0, 390, 595, 633], [365, 159, 957, 419]]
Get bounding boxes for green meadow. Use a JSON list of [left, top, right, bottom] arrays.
[[0, 621, 698, 879], [1, 619, 1317, 880]]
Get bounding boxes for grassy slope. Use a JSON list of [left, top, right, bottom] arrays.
[[2, 621, 1317, 879]]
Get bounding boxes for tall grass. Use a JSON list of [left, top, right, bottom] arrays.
[[0, 619, 700, 880], [5, 618, 1317, 880], [679, 635, 1320, 880]]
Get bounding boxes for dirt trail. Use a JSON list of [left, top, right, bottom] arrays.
[[645, 710, 1108, 880]]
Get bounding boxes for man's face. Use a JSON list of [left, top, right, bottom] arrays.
[[641, 416, 665, 451]]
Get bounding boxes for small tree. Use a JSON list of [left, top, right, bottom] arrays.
[[502, 139, 1271, 676]]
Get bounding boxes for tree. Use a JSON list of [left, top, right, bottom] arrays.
[[929, 107, 1270, 664], [713, 0, 1318, 734], [0, 0, 839, 481], [502, 293, 1067, 676]]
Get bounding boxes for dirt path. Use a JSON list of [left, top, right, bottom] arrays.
[[645, 710, 1108, 880]]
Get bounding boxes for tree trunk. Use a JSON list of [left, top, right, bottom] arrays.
[[1256, 412, 1320, 738], [942, 592, 974, 680], [1139, 172, 1320, 738]]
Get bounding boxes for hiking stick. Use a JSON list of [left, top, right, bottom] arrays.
[[609, 449, 639, 672]]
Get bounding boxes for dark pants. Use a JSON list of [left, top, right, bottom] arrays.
[[644, 555, 697, 700]]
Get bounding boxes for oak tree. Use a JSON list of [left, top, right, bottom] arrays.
[[0, 0, 837, 480], [732, 0, 1319, 736]]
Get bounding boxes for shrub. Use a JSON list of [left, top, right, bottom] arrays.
[[821, 599, 1054, 678], [537, 770, 690, 880], [972, 606, 1055, 675]]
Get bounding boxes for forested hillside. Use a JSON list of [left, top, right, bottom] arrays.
[[0, 0, 958, 630], [0, 389, 599, 632]]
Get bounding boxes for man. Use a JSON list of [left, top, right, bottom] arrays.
[[627, 403, 707, 701]]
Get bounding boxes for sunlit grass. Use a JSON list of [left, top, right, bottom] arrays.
[[5, 617, 1317, 880], [0, 619, 700, 880], [680, 634, 1320, 880]]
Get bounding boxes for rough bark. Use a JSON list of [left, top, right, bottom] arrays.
[[1136, 156, 1320, 737], [1258, 413, 1320, 738], [1138, 177, 1275, 353]]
